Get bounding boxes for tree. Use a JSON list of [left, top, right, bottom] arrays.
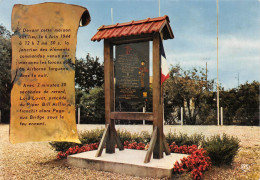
[[75, 54, 104, 93], [220, 89, 238, 125], [0, 25, 12, 123], [164, 65, 215, 125], [75, 54, 104, 124], [220, 81, 259, 125], [237, 81, 259, 125], [79, 86, 105, 124]]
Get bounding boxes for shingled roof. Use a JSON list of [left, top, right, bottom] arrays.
[[91, 15, 174, 41]]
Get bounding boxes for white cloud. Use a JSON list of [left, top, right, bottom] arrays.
[[219, 36, 260, 52], [167, 50, 216, 68]]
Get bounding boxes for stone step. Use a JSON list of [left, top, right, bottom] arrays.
[[67, 149, 188, 179]]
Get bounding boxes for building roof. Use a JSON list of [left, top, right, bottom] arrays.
[[91, 15, 174, 42]]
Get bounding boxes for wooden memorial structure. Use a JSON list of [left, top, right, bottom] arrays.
[[91, 15, 174, 163]]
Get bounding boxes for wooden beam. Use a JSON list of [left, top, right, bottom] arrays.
[[104, 39, 115, 154], [163, 134, 170, 155], [112, 128, 124, 151], [104, 39, 113, 125], [159, 33, 169, 156], [111, 34, 153, 45], [110, 112, 153, 121], [144, 126, 158, 163], [106, 120, 116, 154], [152, 33, 164, 159], [95, 124, 109, 157]]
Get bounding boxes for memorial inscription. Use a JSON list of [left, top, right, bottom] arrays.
[[115, 42, 149, 112], [10, 3, 90, 143], [14, 26, 73, 123]]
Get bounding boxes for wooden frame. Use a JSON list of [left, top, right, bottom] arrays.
[[95, 33, 169, 163]]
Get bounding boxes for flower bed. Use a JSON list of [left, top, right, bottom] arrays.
[[56, 143, 99, 159], [123, 141, 146, 150], [56, 141, 211, 179], [171, 143, 211, 179]]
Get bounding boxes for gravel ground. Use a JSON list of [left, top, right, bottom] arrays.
[[1, 124, 259, 179]]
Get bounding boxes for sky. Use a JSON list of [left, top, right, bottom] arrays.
[[0, 0, 259, 89]]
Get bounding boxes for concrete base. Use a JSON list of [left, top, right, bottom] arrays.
[[68, 149, 188, 178]]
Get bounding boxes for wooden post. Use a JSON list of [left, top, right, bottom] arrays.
[[143, 107, 145, 125], [144, 126, 158, 163], [181, 107, 183, 125], [95, 124, 109, 157], [153, 33, 163, 159], [104, 39, 115, 154], [221, 107, 223, 126], [78, 107, 80, 124], [162, 134, 170, 155]]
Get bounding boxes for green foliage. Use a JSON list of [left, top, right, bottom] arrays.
[[75, 53, 104, 124], [131, 131, 150, 143], [79, 128, 104, 145], [164, 64, 216, 125], [202, 133, 240, 166], [49, 141, 79, 152], [75, 54, 104, 93], [220, 81, 259, 125], [0, 25, 12, 123], [117, 130, 151, 143], [138, 131, 151, 143], [117, 129, 132, 143], [79, 86, 105, 124], [165, 132, 205, 146]]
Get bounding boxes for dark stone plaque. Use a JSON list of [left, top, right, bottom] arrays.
[[115, 42, 149, 112]]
